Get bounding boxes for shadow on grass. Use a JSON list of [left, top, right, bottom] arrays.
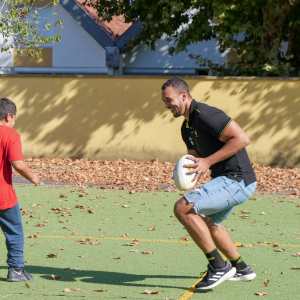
[[0, 266, 199, 291]]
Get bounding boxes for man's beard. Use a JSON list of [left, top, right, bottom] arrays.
[[174, 111, 182, 118]]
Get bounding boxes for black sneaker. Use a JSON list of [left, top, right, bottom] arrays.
[[195, 261, 236, 290], [7, 267, 34, 282], [227, 265, 256, 281]]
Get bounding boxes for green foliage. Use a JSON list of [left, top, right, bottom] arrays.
[[0, 0, 62, 57], [85, 0, 300, 76]]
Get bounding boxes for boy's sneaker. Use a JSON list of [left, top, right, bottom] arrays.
[[7, 267, 34, 282], [227, 265, 256, 281], [195, 261, 236, 290]]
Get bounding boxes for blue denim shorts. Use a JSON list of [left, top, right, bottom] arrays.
[[184, 176, 257, 225]]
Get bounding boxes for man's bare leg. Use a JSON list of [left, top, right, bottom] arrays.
[[202, 217, 239, 260], [174, 197, 216, 252], [202, 215, 256, 282], [174, 197, 236, 289]]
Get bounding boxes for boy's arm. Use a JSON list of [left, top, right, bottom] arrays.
[[10, 160, 39, 185]]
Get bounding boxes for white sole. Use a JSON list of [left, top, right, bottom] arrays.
[[196, 267, 236, 290], [227, 272, 256, 281]]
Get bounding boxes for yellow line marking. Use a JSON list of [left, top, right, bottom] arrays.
[[238, 243, 300, 248], [0, 235, 194, 243], [1, 234, 299, 248]]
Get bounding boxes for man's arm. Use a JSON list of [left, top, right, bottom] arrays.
[[10, 160, 39, 185], [186, 120, 250, 180]]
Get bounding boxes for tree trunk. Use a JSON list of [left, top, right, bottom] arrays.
[[286, 26, 300, 76], [261, 1, 299, 61]]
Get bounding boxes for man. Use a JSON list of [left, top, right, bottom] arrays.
[[162, 78, 257, 290], [0, 98, 39, 282]]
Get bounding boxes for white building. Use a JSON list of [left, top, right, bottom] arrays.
[[0, 0, 227, 75]]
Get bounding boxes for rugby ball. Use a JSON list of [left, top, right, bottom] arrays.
[[173, 155, 197, 191]]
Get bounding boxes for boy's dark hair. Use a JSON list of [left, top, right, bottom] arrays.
[[161, 77, 191, 96], [0, 98, 16, 120]]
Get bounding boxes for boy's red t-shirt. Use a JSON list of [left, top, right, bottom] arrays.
[[0, 126, 23, 210]]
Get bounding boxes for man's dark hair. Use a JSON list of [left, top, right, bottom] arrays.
[[162, 77, 191, 96], [0, 98, 17, 120]]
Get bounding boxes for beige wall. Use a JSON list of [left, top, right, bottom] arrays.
[[0, 75, 299, 167]]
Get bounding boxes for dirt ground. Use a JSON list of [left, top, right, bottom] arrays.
[[13, 158, 300, 196]]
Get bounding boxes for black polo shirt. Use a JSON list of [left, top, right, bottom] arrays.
[[181, 100, 256, 185]]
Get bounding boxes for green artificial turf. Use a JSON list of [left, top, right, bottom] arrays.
[[0, 186, 298, 299]]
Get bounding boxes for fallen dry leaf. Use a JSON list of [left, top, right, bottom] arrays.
[[261, 212, 266, 215], [73, 231, 78, 235], [122, 205, 130, 208], [274, 248, 285, 252], [47, 252, 58, 258], [70, 288, 81, 291], [25, 282, 30, 288], [94, 289, 107, 292], [34, 222, 45, 227], [255, 292, 267, 296], [75, 205, 84, 209], [294, 252, 300, 257], [292, 266, 300, 270], [148, 226, 155, 231], [90, 241, 98, 245], [179, 237, 188, 242], [87, 209, 95, 214], [113, 257, 121, 259], [50, 274, 61, 280], [130, 250, 139, 252], [64, 288, 71, 292], [142, 251, 153, 254], [144, 289, 159, 294], [264, 280, 269, 287], [28, 233, 37, 238], [241, 215, 250, 219]]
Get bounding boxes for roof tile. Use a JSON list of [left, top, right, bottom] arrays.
[[74, 0, 132, 40]]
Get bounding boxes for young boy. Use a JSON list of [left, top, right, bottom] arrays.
[[0, 98, 39, 282]]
